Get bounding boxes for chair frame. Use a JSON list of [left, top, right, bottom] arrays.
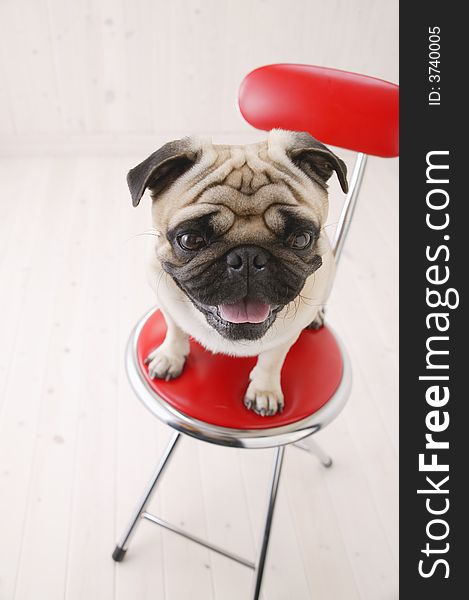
[[112, 150, 368, 599]]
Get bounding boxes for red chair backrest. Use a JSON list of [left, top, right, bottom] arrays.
[[238, 64, 399, 157]]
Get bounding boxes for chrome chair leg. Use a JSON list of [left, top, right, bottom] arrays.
[[251, 445, 285, 600], [112, 430, 181, 561], [293, 437, 333, 467]]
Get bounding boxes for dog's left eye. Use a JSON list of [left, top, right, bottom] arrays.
[[177, 233, 206, 251], [289, 232, 312, 250]]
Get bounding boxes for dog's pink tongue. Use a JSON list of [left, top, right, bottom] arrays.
[[218, 300, 270, 324]]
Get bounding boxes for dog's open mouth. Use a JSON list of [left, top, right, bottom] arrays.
[[193, 299, 282, 341], [217, 299, 271, 324]]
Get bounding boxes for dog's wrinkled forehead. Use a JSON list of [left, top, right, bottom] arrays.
[[160, 132, 321, 213], [182, 131, 309, 190], [127, 130, 348, 228]]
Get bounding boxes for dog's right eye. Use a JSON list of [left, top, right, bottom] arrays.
[[177, 233, 206, 251]]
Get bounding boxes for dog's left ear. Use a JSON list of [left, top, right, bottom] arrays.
[[288, 132, 349, 194], [127, 137, 199, 207]]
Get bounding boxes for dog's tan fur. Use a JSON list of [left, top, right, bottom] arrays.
[[130, 130, 347, 415]]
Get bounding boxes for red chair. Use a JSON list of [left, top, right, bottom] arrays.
[[112, 64, 399, 599]]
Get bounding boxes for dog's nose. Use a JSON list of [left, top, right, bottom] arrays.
[[226, 246, 270, 272]]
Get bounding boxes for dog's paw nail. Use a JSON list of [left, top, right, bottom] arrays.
[[145, 351, 185, 381], [244, 384, 284, 417]]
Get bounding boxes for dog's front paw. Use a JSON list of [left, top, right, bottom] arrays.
[[244, 381, 284, 417], [144, 347, 187, 381]]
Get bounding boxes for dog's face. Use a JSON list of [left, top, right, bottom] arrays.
[[128, 130, 347, 341]]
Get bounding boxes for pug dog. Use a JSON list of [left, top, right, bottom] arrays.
[[127, 130, 348, 416]]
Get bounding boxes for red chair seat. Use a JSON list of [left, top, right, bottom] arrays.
[[136, 310, 344, 430]]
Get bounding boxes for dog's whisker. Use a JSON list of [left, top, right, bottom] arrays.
[[134, 232, 160, 238], [154, 269, 166, 298], [321, 221, 340, 231], [122, 229, 162, 246]]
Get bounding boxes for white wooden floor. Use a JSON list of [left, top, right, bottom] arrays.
[[0, 151, 398, 600]]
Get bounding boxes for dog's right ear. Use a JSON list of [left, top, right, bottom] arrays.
[[127, 138, 198, 207]]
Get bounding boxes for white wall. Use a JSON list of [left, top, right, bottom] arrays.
[[0, 0, 398, 153]]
